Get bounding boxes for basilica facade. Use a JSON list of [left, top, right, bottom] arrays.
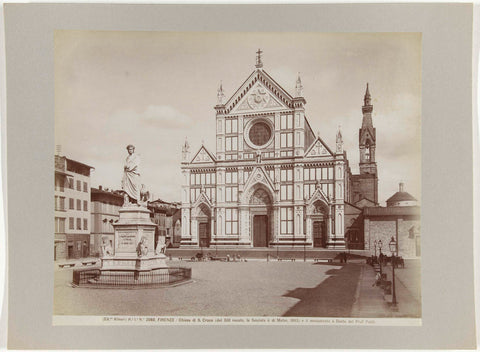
[[180, 52, 378, 249]]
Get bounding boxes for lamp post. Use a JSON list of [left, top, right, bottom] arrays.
[[374, 240, 377, 258], [389, 236, 398, 307], [378, 239, 383, 276]]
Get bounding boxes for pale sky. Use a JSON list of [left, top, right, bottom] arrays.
[[55, 31, 421, 205]]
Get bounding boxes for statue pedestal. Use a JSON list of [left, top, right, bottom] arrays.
[[101, 205, 168, 271]]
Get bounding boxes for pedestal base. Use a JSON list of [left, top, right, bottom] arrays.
[[101, 253, 168, 271]]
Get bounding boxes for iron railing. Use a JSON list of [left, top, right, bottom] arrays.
[[72, 267, 192, 287]]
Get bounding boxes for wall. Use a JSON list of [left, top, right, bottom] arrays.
[[366, 216, 420, 258]]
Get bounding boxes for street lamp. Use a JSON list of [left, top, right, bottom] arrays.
[[389, 236, 398, 307], [378, 239, 383, 276]]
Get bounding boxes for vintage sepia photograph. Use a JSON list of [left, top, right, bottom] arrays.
[[53, 31, 421, 324]]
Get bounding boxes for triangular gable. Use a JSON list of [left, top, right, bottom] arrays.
[[224, 69, 294, 114], [308, 186, 330, 205], [231, 81, 288, 113], [192, 188, 213, 209], [191, 145, 216, 164], [244, 167, 275, 195], [304, 137, 334, 158]]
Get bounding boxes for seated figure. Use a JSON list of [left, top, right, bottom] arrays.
[[136, 236, 149, 257], [101, 237, 114, 257]]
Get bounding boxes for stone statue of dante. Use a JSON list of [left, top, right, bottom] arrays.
[[122, 144, 141, 206]]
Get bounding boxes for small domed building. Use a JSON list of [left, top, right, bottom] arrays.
[[362, 183, 421, 258]]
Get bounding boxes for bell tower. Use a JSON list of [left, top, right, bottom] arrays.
[[359, 83, 377, 177], [354, 83, 378, 204]]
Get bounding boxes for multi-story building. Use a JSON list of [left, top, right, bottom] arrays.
[[149, 199, 182, 247], [90, 186, 123, 257], [54, 154, 94, 260], [180, 52, 379, 249]]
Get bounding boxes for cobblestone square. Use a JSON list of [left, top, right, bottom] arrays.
[[54, 259, 421, 318]]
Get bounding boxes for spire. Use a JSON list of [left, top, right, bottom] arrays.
[[255, 48, 263, 68], [182, 137, 190, 153], [336, 125, 343, 144], [295, 72, 303, 97], [364, 83, 371, 106], [217, 81, 225, 105], [182, 137, 190, 162], [336, 125, 343, 154]]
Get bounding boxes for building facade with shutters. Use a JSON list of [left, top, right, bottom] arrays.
[[54, 154, 94, 260], [90, 186, 124, 257], [180, 52, 379, 249]]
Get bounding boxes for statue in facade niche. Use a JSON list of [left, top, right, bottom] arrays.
[[122, 144, 141, 206]]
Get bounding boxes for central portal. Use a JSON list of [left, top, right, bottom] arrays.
[[253, 215, 269, 247]]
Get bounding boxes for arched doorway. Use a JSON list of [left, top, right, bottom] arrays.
[[249, 187, 273, 247], [310, 200, 329, 248], [195, 203, 211, 248]]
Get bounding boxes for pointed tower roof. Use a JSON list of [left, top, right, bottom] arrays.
[[336, 125, 343, 144], [364, 83, 371, 106], [295, 72, 304, 97], [361, 83, 374, 128], [217, 81, 225, 105]]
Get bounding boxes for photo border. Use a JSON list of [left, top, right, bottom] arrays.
[[4, 3, 476, 349]]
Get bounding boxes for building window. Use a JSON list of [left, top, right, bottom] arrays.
[[280, 114, 293, 130], [55, 196, 65, 211], [69, 198, 74, 209], [280, 169, 293, 182], [225, 136, 238, 151], [76, 180, 81, 191], [76, 218, 81, 230], [280, 207, 293, 234], [280, 132, 293, 148], [280, 185, 293, 200], [225, 119, 238, 134], [225, 208, 238, 235], [54, 176, 65, 192], [83, 218, 88, 230], [225, 187, 238, 202], [77, 199, 81, 210], [249, 121, 272, 146], [83, 200, 88, 211], [225, 171, 238, 184], [55, 217, 65, 233], [68, 178, 74, 189], [69, 217, 74, 230], [83, 182, 88, 192]]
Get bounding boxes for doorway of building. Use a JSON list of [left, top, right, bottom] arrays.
[[199, 222, 210, 248], [313, 221, 326, 248], [67, 244, 74, 258], [253, 215, 269, 247]]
